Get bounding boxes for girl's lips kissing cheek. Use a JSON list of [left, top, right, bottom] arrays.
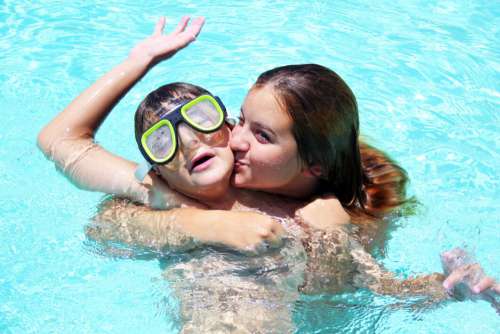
[[233, 160, 247, 172]]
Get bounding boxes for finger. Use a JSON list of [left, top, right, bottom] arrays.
[[271, 222, 286, 236], [184, 16, 205, 40], [166, 17, 205, 54], [257, 226, 271, 238], [153, 17, 166, 36], [443, 269, 466, 290], [173, 16, 190, 34], [473, 277, 495, 294]]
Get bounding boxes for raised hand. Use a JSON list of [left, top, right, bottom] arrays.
[[128, 16, 205, 66]]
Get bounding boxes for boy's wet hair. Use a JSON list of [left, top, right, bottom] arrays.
[[134, 82, 210, 146]]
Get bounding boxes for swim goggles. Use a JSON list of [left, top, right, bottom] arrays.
[[135, 94, 228, 181]]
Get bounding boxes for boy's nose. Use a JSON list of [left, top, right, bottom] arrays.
[[178, 124, 201, 149]]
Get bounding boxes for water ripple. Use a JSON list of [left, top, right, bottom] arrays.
[[1, 1, 499, 333]]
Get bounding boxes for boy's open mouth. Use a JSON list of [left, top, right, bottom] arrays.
[[190, 151, 215, 172]]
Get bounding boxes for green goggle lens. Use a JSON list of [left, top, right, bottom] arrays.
[[181, 98, 223, 131], [140, 95, 226, 165], [143, 121, 176, 163]]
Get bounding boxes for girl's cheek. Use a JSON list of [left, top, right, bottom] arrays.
[[256, 147, 300, 169], [251, 148, 281, 166]]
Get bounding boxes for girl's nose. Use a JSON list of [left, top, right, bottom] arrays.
[[229, 125, 250, 152]]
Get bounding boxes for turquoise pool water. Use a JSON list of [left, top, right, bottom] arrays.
[[0, 1, 498, 333]]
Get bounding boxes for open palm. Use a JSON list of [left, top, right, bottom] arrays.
[[129, 16, 205, 65]]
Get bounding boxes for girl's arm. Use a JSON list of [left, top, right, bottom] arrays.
[[87, 197, 286, 253], [301, 228, 498, 309], [299, 226, 449, 301], [87, 198, 203, 252], [348, 241, 449, 301], [37, 16, 204, 209]]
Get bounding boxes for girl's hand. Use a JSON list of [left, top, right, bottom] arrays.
[[208, 211, 286, 253], [443, 263, 500, 294], [441, 247, 500, 303], [128, 16, 205, 66]]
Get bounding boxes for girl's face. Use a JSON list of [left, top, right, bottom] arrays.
[[157, 123, 234, 199], [230, 85, 308, 194]]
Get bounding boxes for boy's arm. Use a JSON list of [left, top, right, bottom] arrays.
[[37, 17, 204, 208]]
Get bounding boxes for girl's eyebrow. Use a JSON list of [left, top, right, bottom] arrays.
[[240, 108, 276, 135], [254, 121, 276, 136]]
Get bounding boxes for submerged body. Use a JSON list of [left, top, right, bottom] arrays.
[[89, 197, 449, 332], [90, 201, 348, 333], [164, 217, 305, 333]]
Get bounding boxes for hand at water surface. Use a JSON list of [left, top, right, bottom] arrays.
[[441, 248, 500, 294], [128, 16, 205, 66], [440, 248, 499, 313]]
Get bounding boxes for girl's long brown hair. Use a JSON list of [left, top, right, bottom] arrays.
[[357, 141, 408, 218], [254, 64, 408, 219]]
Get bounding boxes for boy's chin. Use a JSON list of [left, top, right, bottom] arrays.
[[230, 173, 253, 189], [192, 169, 230, 187]]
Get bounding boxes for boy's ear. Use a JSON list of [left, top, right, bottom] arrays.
[[302, 164, 322, 178]]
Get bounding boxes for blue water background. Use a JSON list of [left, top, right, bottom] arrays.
[[0, 1, 499, 333]]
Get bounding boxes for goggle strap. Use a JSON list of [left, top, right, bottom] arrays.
[[214, 96, 226, 113], [134, 160, 153, 182], [225, 117, 237, 129]]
